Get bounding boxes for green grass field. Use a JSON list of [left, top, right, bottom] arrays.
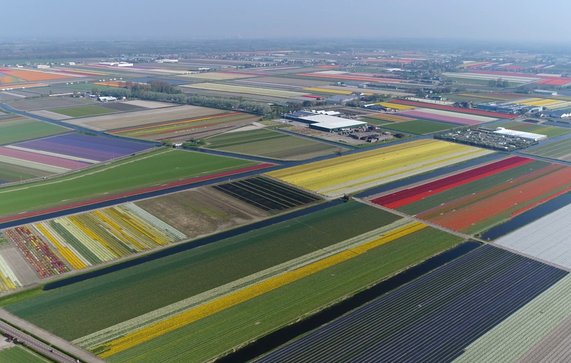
[[0, 346, 51, 363], [0, 118, 68, 145], [51, 105, 115, 118], [205, 128, 345, 160], [525, 137, 571, 161], [0, 148, 254, 217], [108, 227, 463, 363], [381, 119, 456, 134], [7, 202, 399, 340]]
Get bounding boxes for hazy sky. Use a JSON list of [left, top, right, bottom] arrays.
[[2, 0, 570, 43]]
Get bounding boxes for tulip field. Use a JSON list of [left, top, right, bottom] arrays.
[[213, 176, 321, 212], [13, 132, 152, 162], [511, 97, 571, 109], [389, 99, 519, 119], [4, 199, 465, 362], [2, 203, 186, 277], [94, 221, 428, 358], [5, 202, 400, 340], [0, 132, 152, 184], [372, 156, 571, 233], [3, 226, 71, 278], [109, 111, 260, 141], [267, 139, 493, 197], [93, 224, 462, 362], [6, 45, 571, 363], [0, 254, 22, 292], [0, 68, 82, 84]]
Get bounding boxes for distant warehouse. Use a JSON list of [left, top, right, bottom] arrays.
[[493, 127, 547, 142], [285, 111, 366, 132]]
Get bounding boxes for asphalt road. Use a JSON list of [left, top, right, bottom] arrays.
[[0, 320, 77, 362], [0, 309, 104, 363]]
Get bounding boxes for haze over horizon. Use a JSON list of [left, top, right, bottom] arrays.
[[2, 0, 570, 44]]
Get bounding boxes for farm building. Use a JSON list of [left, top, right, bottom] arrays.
[[284, 112, 366, 132], [301, 114, 366, 132], [311, 110, 341, 116], [494, 127, 547, 141], [98, 96, 118, 102]]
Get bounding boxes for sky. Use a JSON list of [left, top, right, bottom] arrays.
[[1, 0, 570, 44]]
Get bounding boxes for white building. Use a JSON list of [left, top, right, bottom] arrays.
[[298, 114, 366, 132], [156, 59, 179, 63], [494, 127, 547, 141], [98, 96, 118, 102]]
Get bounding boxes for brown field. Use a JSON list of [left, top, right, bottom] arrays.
[[68, 105, 224, 131], [135, 187, 268, 238], [121, 100, 174, 109]]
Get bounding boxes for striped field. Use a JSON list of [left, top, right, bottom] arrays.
[[267, 139, 493, 197]]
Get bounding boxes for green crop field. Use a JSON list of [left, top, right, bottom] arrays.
[[381, 119, 456, 134], [52, 105, 115, 118], [7, 202, 400, 340], [525, 137, 571, 161], [0, 162, 52, 183], [0, 117, 68, 145], [205, 128, 345, 160], [0, 346, 51, 363], [107, 227, 463, 363], [359, 117, 391, 126], [0, 148, 254, 217]]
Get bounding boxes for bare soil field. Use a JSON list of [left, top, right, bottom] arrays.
[[69, 105, 223, 131], [135, 187, 268, 239]]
